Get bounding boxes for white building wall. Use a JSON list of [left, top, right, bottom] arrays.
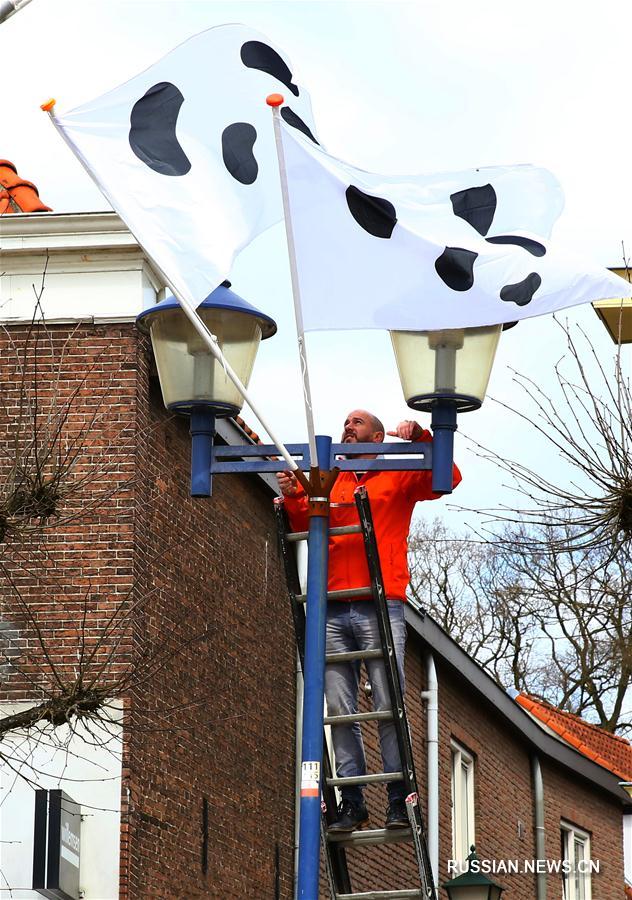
[[0, 703, 123, 899], [0, 211, 164, 323]]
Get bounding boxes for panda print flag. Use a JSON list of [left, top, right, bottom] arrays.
[[277, 119, 630, 331], [48, 25, 317, 309]]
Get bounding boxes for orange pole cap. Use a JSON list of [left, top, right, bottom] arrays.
[[266, 93, 284, 107], [40, 99, 56, 112]]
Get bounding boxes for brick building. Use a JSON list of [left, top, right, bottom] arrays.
[[516, 692, 632, 894], [1, 173, 630, 899]]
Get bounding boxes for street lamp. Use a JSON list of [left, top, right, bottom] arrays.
[[136, 286, 498, 899], [592, 268, 632, 344], [443, 846, 505, 900], [136, 280, 277, 495], [390, 325, 501, 492]]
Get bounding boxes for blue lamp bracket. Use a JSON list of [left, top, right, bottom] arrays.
[[186, 407, 455, 498]]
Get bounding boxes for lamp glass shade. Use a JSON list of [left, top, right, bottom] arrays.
[[390, 325, 502, 413], [148, 306, 263, 415]]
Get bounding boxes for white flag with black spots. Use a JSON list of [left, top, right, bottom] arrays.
[[51, 25, 318, 308], [279, 121, 630, 331]]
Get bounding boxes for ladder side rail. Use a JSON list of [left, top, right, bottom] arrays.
[[274, 500, 352, 899], [352, 487, 417, 792], [353, 486, 437, 900]]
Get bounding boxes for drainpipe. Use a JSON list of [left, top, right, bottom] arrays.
[[421, 652, 439, 886], [532, 754, 546, 900], [294, 650, 303, 900]]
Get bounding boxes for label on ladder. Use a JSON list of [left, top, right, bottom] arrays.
[[300, 761, 320, 797]]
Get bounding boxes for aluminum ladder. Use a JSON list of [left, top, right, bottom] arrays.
[[275, 485, 437, 900]]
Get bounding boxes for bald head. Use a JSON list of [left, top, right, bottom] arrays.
[[341, 409, 385, 447]]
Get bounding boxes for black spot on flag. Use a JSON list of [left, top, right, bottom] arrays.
[[486, 235, 546, 257], [240, 41, 299, 96], [435, 247, 478, 291], [280, 107, 319, 144], [129, 82, 191, 176], [450, 184, 497, 236], [345, 186, 397, 239], [500, 273, 542, 306], [221, 123, 258, 185]]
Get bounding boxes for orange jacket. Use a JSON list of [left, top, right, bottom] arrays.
[[283, 431, 462, 602]]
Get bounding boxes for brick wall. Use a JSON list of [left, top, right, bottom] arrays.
[[0, 323, 297, 899], [127, 337, 296, 898], [323, 628, 624, 899], [0, 323, 137, 703]]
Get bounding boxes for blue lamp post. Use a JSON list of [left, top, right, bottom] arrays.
[[136, 281, 277, 496]]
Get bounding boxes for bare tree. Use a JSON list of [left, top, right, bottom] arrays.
[[408, 518, 540, 695], [465, 313, 632, 558], [409, 516, 632, 734], [0, 279, 212, 754], [408, 301, 632, 733]]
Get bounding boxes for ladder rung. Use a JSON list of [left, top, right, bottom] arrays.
[[325, 710, 392, 726], [327, 771, 403, 788], [336, 890, 423, 900], [327, 827, 412, 847], [326, 649, 383, 664], [295, 587, 373, 604], [287, 524, 362, 542]]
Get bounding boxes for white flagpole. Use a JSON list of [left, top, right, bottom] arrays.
[[42, 100, 300, 476], [269, 97, 320, 470]]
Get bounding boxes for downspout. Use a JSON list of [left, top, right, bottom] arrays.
[[421, 652, 439, 886], [532, 753, 547, 900], [294, 650, 303, 900]]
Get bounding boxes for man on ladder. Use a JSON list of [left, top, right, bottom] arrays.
[[277, 409, 461, 833]]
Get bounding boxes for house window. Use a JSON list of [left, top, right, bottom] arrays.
[[561, 821, 592, 900], [451, 740, 475, 864]]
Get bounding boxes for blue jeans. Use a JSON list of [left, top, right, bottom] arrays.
[[325, 600, 407, 804]]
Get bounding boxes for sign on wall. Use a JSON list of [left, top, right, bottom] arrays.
[[32, 789, 82, 900]]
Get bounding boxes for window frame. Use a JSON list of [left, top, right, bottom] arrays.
[[450, 739, 476, 864], [561, 820, 592, 900]]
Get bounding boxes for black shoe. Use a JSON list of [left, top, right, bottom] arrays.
[[385, 797, 408, 829], [328, 798, 369, 833]]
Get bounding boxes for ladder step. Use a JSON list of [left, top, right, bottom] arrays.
[[287, 524, 362, 542], [327, 771, 403, 788], [295, 587, 373, 604], [327, 827, 412, 847], [326, 648, 383, 664], [325, 710, 392, 726], [336, 890, 423, 900]]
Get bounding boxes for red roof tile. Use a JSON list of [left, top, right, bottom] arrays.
[[234, 415, 263, 446], [0, 160, 51, 213], [516, 693, 632, 781]]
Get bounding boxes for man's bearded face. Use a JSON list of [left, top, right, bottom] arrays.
[[342, 410, 380, 445]]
